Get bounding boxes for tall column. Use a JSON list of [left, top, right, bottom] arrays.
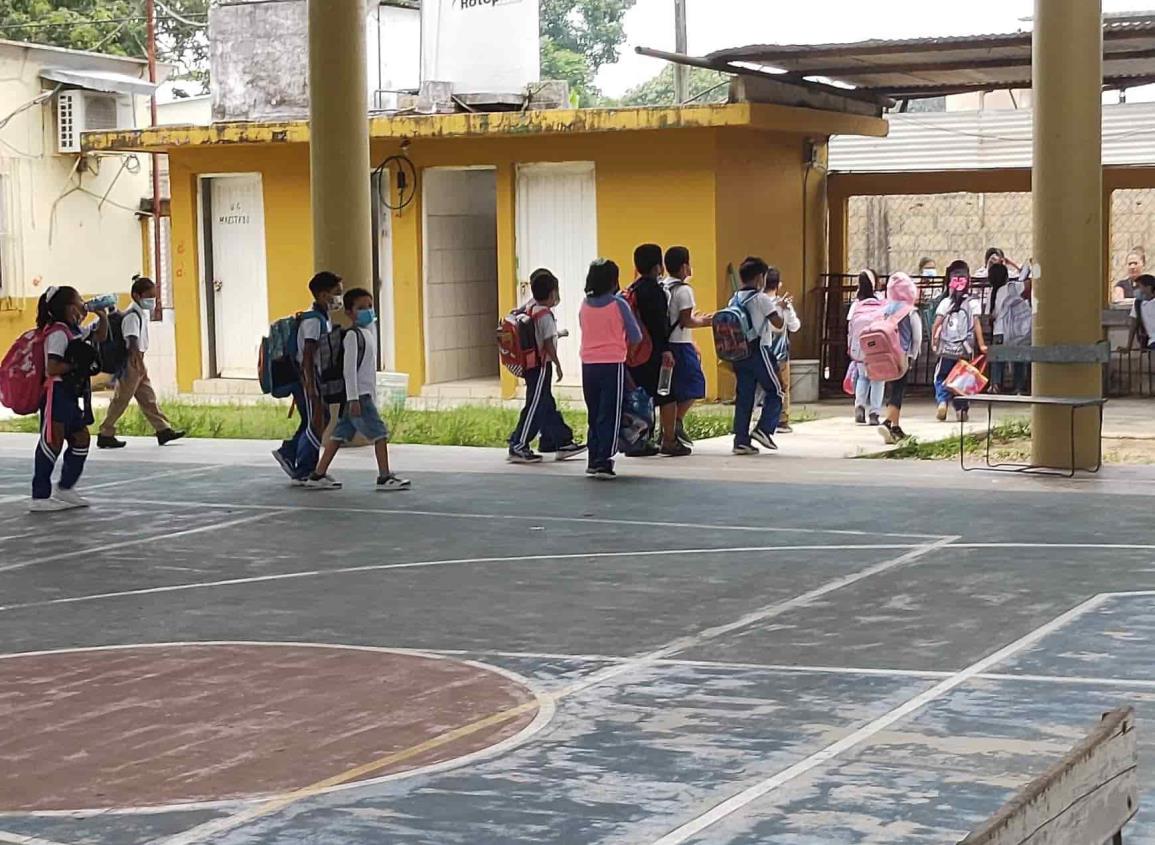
[[308, 0, 373, 288], [1031, 0, 1103, 468]]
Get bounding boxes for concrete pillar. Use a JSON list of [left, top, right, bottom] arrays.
[[308, 0, 372, 288], [1031, 0, 1103, 468]]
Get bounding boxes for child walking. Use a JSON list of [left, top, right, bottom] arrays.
[[306, 288, 409, 491], [878, 272, 923, 444], [662, 246, 712, 455], [932, 260, 987, 423], [730, 258, 786, 455], [507, 268, 586, 464], [579, 259, 642, 480], [31, 286, 109, 512]]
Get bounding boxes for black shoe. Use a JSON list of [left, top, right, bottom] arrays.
[[854, 406, 866, 425], [891, 425, 909, 441], [674, 419, 693, 446], [878, 420, 897, 445], [777, 423, 794, 434], [624, 443, 660, 458], [97, 435, 126, 450], [590, 467, 618, 480], [868, 413, 880, 427], [751, 429, 778, 451], [157, 429, 185, 446], [660, 441, 692, 458]]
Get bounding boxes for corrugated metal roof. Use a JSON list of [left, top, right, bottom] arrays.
[[829, 101, 1155, 172], [709, 16, 1155, 98]]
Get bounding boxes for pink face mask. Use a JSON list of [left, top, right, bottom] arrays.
[[949, 276, 969, 292]]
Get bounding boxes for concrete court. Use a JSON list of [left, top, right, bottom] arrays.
[[0, 433, 1154, 845]]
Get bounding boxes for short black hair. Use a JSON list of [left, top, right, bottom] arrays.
[[530, 268, 559, 302], [985, 247, 1005, 263], [585, 258, 620, 297], [343, 287, 373, 310], [987, 263, 1009, 286], [131, 274, 156, 297], [634, 243, 663, 276], [764, 266, 782, 291], [946, 259, 970, 279], [1137, 273, 1155, 290], [664, 246, 690, 276], [739, 256, 769, 285], [308, 271, 343, 298]]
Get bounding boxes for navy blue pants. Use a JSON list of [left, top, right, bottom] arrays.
[[934, 357, 970, 411], [732, 346, 783, 446], [33, 381, 92, 500], [582, 362, 624, 471], [277, 383, 329, 480], [509, 363, 574, 452]]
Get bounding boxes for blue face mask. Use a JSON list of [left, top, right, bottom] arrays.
[[355, 308, 376, 328]]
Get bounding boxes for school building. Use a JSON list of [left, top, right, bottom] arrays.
[[83, 103, 887, 399]]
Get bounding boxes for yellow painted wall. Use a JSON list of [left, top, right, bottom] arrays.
[[165, 125, 824, 400]]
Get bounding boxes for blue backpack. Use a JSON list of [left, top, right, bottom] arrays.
[[258, 311, 325, 398], [712, 290, 761, 363]]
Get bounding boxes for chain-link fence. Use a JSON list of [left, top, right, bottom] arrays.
[[1109, 188, 1155, 281], [848, 192, 1033, 276]]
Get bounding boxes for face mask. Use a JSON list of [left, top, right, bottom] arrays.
[[329, 295, 344, 311], [140, 298, 157, 311], [921, 268, 936, 278], [355, 308, 376, 328]]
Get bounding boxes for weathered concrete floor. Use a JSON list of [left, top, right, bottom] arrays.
[[0, 439, 1153, 844]]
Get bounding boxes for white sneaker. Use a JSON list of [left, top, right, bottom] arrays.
[[303, 475, 342, 490], [52, 485, 90, 508], [29, 497, 73, 513], [751, 429, 778, 451], [376, 474, 411, 492]]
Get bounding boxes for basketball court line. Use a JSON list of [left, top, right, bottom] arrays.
[[0, 465, 224, 506], [156, 536, 958, 845], [0, 510, 287, 575], [97, 496, 948, 540], [0, 832, 72, 845], [0, 543, 924, 613], [647, 591, 1115, 845]]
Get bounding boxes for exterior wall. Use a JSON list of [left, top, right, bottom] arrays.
[[164, 125, 827, 399], [0, 44, 155, 380]]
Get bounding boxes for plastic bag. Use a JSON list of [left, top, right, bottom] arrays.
[[945, 355, 989, 397]]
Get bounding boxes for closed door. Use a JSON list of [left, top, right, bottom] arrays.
[[208, 175, 269, 379], [516, 163, 597, 383]]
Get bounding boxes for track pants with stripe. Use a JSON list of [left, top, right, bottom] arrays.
[[581, 362, 624, 471], [508, 363, 574, 452], [732, 345, 784, 446], [33, 381, 91, 500], [278, 384, 329, 480]]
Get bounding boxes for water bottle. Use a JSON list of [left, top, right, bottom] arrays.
[[657, 352, 674, 397], [85, 293, 119, 313]]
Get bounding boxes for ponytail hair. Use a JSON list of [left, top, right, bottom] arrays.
[[36, 285, 78, 330]]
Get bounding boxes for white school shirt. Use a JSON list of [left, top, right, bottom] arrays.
[[742, 291, 786, 348], [935, 296, 983, 321], [121, 302, 151, 353], [523, 300, 559, 350], [343, 325, 378, 401], [44, 322, 92, 365], [297, 307, 331, 373], [666, 281, 696, 344]]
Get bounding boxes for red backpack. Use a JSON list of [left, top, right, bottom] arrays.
[[622, 285, 653, 368], [0, 326, 54, 415], [496, 305, 549, 377]]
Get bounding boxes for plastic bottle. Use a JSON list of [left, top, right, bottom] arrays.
[[85, 293, 119, 313], [657, 353, 674, 397]]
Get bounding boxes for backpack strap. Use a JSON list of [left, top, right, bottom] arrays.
[[353, 326, 367, 368]]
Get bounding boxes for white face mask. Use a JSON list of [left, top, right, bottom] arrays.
[[140, 297, 157, 311], [921, 268, 936, 278]]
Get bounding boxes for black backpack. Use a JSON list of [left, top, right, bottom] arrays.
[[98, 311, 130, 375], [315, 326, 367, 405]]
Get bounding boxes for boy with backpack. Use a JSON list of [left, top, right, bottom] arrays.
[[305, 288, 409, 491], [624, 243, 670, 458], [96, 275, 184, 449], [932, 259, 987, 422], [726, 257, 786, 455], [662, 246, 712, 455], [273, 271, 343, 484], [507, 268, 586, 464]]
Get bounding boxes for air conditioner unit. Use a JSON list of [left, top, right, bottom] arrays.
[[56, 90, 121, 154]]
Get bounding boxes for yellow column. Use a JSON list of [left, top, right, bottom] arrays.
[[308, 0, 372, 287], [1031, 0, 1103, 468]]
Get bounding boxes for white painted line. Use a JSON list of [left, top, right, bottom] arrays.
[[0, 511, 287, 575], [977, 672, 1155, 689], [102, 497, 947, 540], [0, 831, 73, 845], [0, 544, 920, 612], [0, 465, 223, 508], [954, 543, 1155, 551], [648, 592, 1112, 845], [0, 641, 556, 818]]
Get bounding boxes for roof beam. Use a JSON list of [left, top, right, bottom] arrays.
[[797, 46, 1155, 79]]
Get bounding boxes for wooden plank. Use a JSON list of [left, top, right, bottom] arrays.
[[960, 707, 1138, 845]]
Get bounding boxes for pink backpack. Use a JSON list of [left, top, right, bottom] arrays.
[[860, 304, 915, 382], [847, 297, 885, 361], [0, 327, 52, 415]]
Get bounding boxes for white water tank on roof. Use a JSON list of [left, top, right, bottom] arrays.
[[421, 0, 540, 94]]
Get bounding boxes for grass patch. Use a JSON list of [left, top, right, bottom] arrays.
[[0, 400, 769, 447], [874, 418, 1031, 460]]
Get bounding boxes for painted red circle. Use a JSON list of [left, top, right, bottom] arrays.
[[0, 644, 539, 812]]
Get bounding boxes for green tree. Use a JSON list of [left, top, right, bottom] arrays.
[[618, 65, 730, 107], [0, 0, 209, 86], [540, 0, 635, 106]]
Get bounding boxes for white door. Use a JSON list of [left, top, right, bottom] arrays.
[[209, 175, 269, 379], [516, 163, 597, 383]]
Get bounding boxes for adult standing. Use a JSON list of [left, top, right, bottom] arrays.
[[1113, 247, 1146, 303]]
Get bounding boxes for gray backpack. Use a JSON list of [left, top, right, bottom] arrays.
[[938, 300, 974, 358]]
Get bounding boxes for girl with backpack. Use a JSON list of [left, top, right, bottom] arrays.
[[878, 272, 923, 444], [847, 270, 885, 426], [989, 263, 1033, 395], [932, 260, 987, 423], [30, 286, 109, 512]]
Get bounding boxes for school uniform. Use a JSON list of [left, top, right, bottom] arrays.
[[329, 326, 389, 444], [579, 293, 643, 472], [665, 280, 707, 403], [731, 290, 786, 446], [1133, 297, 1155, 349], [508, 301, 575, 453], [34, 323, 95, 501], [276, 303, 330, 480], [627, 275, 673, 407], [933, 296, 983, 411], [99, 302, 173, 437], [991, 281, 1030, 393], [767, 300, 801, 421], [882, 301, 922, 410]]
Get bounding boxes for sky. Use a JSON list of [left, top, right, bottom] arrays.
[[596, 0, 1155, 96]]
